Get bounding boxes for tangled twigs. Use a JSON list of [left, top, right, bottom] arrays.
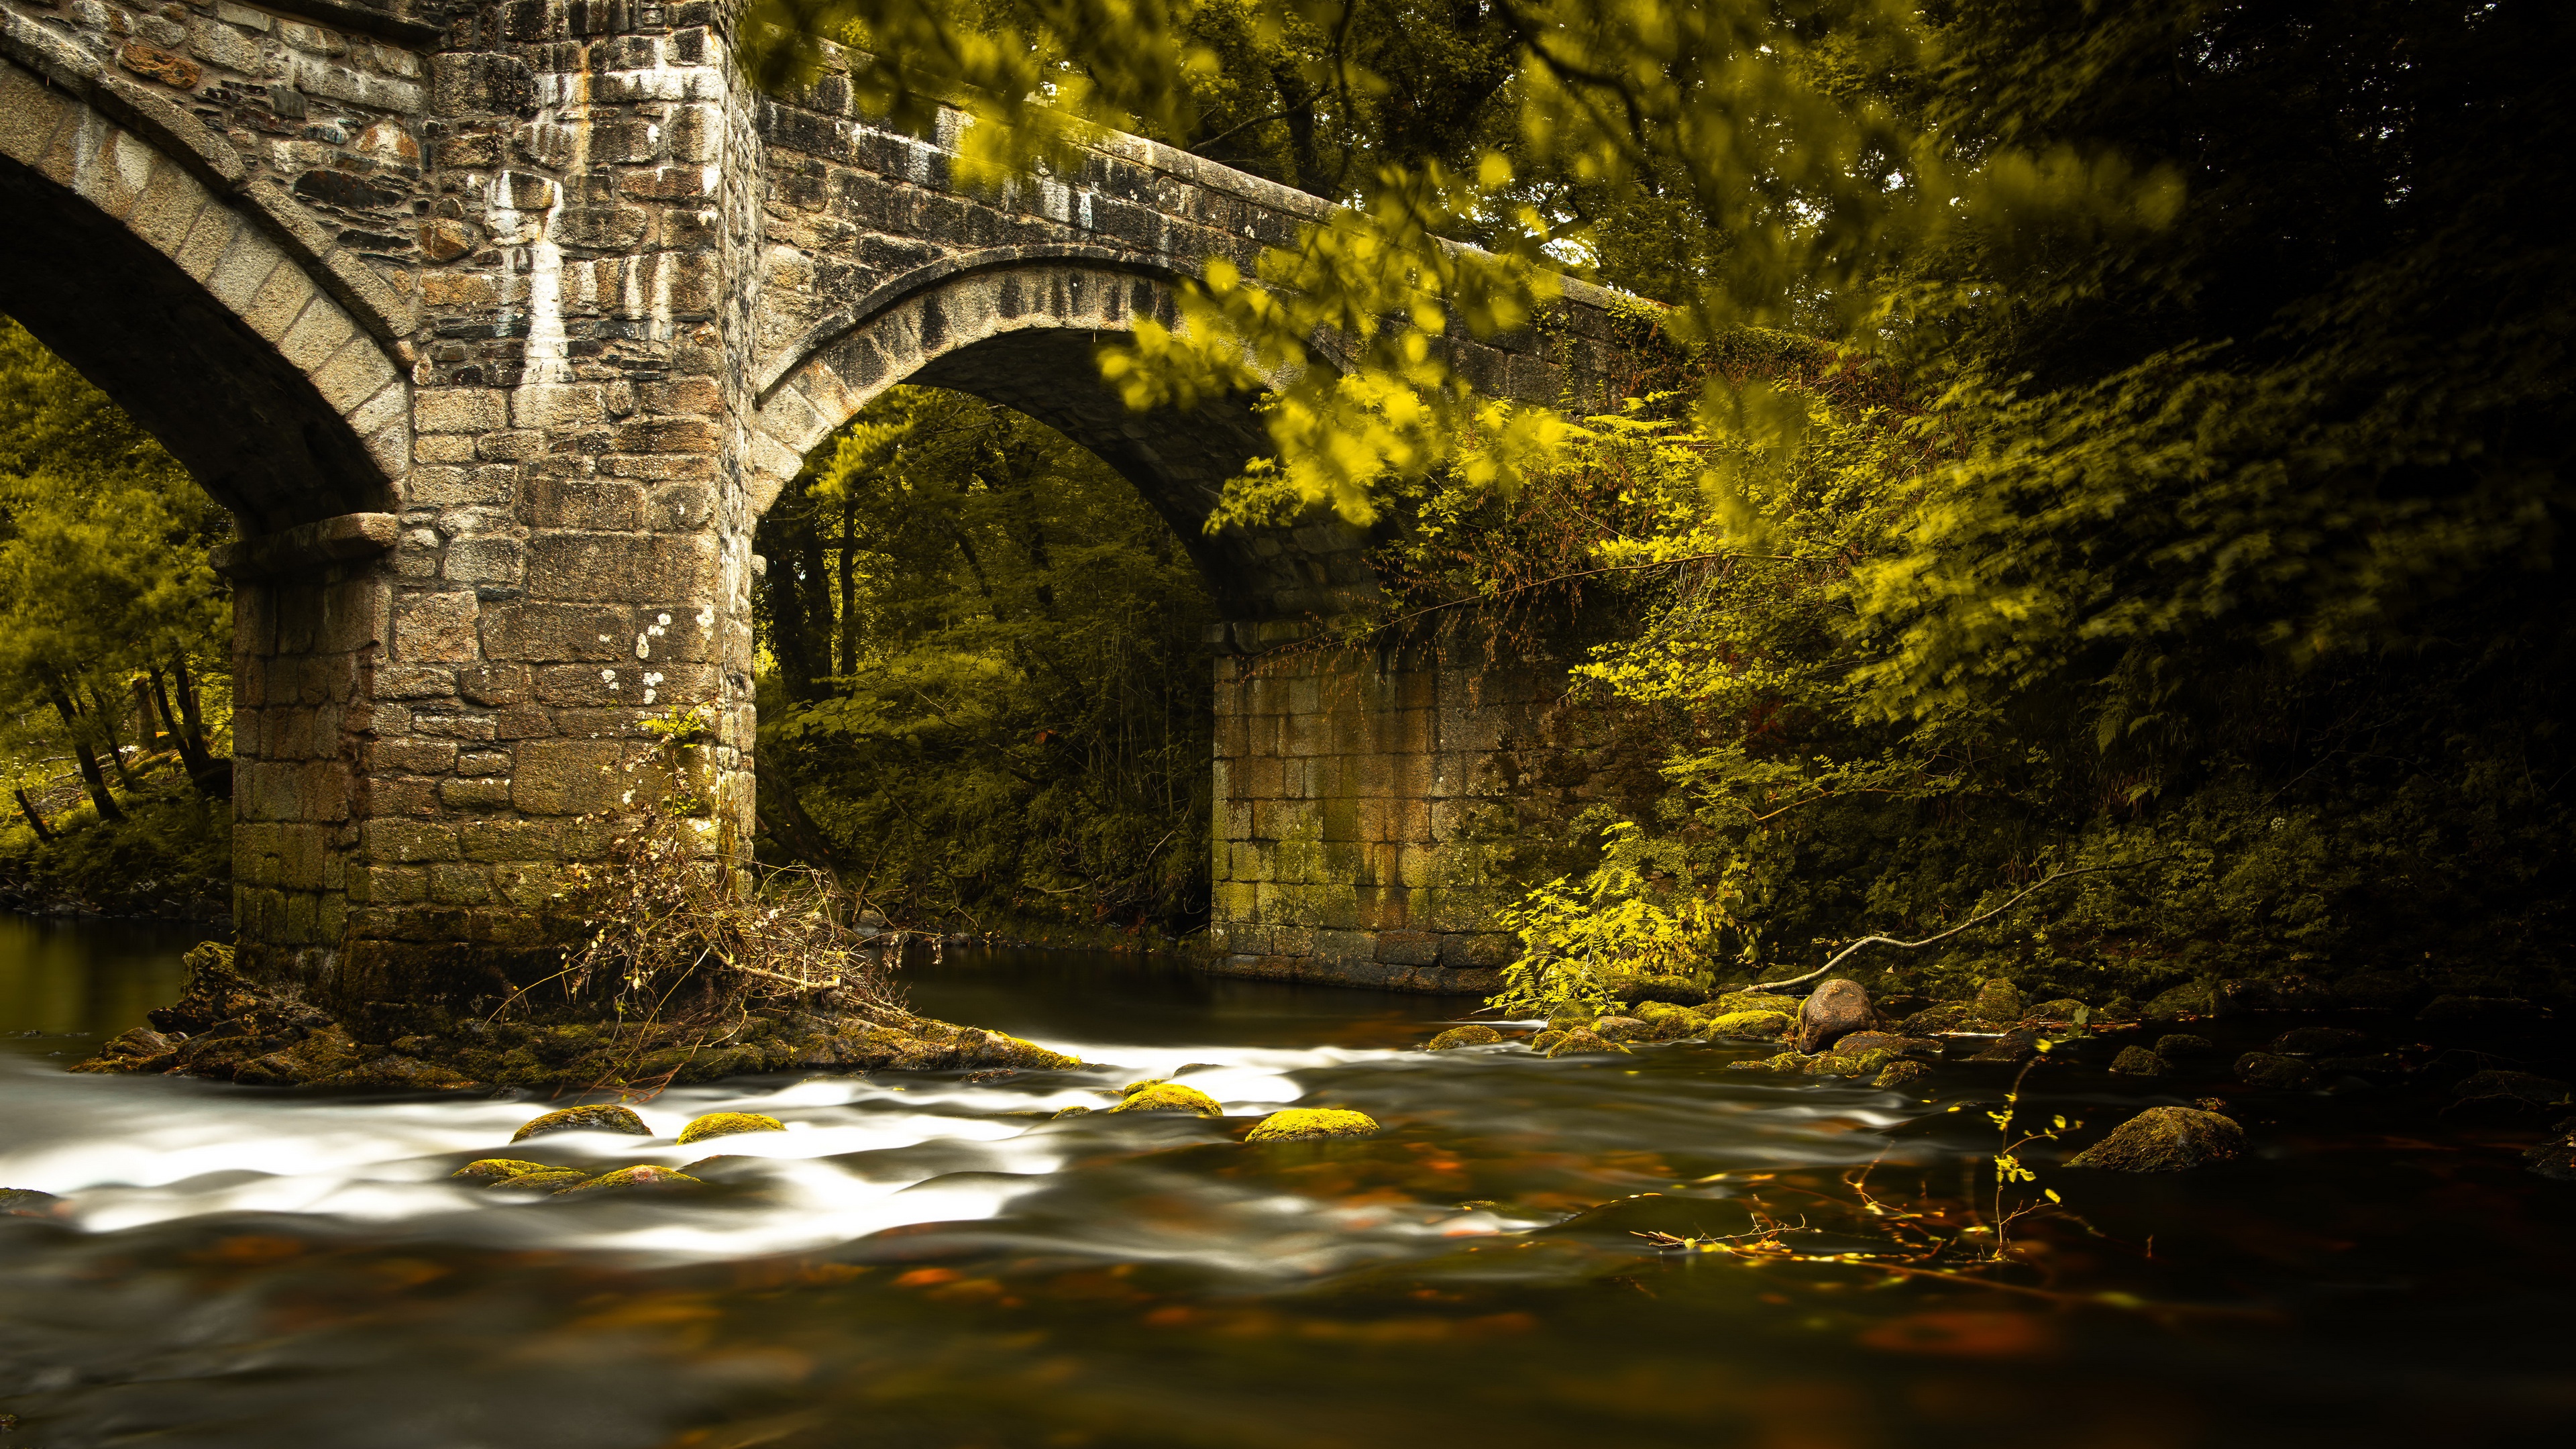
[[1756, 859, 2164, 991]]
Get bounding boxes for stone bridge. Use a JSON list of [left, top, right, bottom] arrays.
[[0, 0, 1638, 1016]]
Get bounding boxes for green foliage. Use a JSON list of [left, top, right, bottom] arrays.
[[0, 779, 228, 916], [753, 386, 1217, 933]]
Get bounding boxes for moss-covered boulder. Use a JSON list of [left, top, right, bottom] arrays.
[[511, 1104, 651, 1143], [66, 1026, 180, 1075], [1973, 979, 2025, 1022], [1872, 1060, 1931, 1090], [2235, 1052, 2318, 1090], [1713, 991, 1802, 1016], [2526, 1131, 2576, 1181], [1631, 1002, 1701, 1038], [1591, 1016, 1656, 1043], [1797, 979, 1873, 1053], [2154, 1033, 2216, 1061], [491, 1169, 594, 1193], [1107, 1083, 1223, 1117], [555, 1165, 703, 1195], [1118, 1079, 1169, 1097], [1245, 1108, 1381, 1142], [2109, 1046, 2163, 1076], [1051, 1105, 1095, 1119], [1830, 1031, 1935, 1061], [451, 1159, 559, 1183], [960, 1030, 1081, 1071], [1527, 1030, 1569, 1054], [1705, 1010, 1792, 1039], [2065, 1107, 2245, 1172], [676, 1112, 786, 1146], [0, 1187, 67, 1219], [1427, 1024, 1503, 1051], [1595, 969, 1713, 1005], [1542, 1030, 1615, 1059], [2024, 998, 2091, 1024]]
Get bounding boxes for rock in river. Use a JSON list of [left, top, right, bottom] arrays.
[[1591, 1016, 1657, 1044], [1872, 1060, 1931, 1090], [2235, 1052, 2318, 1090], [1427, 1025, 1502, 1051], [2065, 1107, 2246, 1172], [2153, 1033, 2216, 1061], [451, 1159, 559, 1183], [1544, 1030, 1615, 1059], [1704, 1011, 1792, 1040], [1, 1187, 67, 1219], [1107, 1083, 1224, 1118], [1245, 1108, 1381, 1142], [511, 1105, 651, 1143], [2109, 1046, 2163, 1076], [677, 1112, 786, 1146], [556, 1165, 702, 1196], [1796, 979, 1872, 1053], [2528, 1131, 2576, 1182]]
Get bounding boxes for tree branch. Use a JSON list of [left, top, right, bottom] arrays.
[[1754, 860, 2161, 991]]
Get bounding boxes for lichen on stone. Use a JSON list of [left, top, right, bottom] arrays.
[[1542, 1029, 1614, 1058], [1244, 1108, 1380, 1142], [676, 1112, 786, 1146], [554, 1165, 703, 1195], [1705, 1010, 1792, 1039], [451, 1159, 559, 1183]]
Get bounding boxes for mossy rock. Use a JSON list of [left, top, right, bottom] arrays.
[[451, 1158, 559, 1183], [963, 1030, 1081, 1070], [1427, 1025, 1503, 1051], [511, 1104, 650, 1143], [676, 1112, 786, 1146], [1591, 1016, 1656, 1043], [0, 1187, 68, 1219], [1051, 1105, 1095, 1120], [1245, 1108, 1381, 1142], [2024, 998, 2090, 1024], [2234, 1052, 2318, 1090], [1544, 1013, 1595, 1032], [2109, 1046, 2163, 1076], [2154, 1033, 2216, 1061], [1714, 991, 1801, 1016], [555, 1165, 704, 1195], [1972, 979, 2025, 1021], [1596, 970, 1713, 1005], [1542, 1030, 1615, 1059], [1527, 1030, 1569, 1055], [1706, 1010, 1792, 1039], [1726, 1051, 1807, 1074], [1872, 1060, 1931, 1090], [492, 1169, 593, 1193], [2065, 1107, 2245, 1172], [1118, 1079, 1169, 1097], [1106, 1083, 1222, 1118]]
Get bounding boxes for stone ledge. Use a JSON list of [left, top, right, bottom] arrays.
[[213, 512, 399, 579]]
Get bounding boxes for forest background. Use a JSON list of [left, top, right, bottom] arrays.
[[5, 0, 2571, 1010]]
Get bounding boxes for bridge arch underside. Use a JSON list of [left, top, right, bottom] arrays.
[[752, 261, 1379, 622], [0, 133, 396, 534]]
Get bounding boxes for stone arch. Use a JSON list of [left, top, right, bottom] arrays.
[[0, 26, 410, 535], [747, 246, 1378, 621]]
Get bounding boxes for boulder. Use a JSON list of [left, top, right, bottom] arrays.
[[1972, 979, 2025, 1022], [2153, 1033, 2216, 1061], [2109, 1046, 2163, 1076], [1427, 1024, 1503, 1051], [2065, 1107, 2246, 1172], [66, 1026, 180, 1074], [1591, 1016, 1658, 1043], [1796, 979, 1873, 1053], [1872, 1060, 1931, 1090], [676, 1112, 786, 1146], [1543, 1030, 1615, 1059], [2234, 1052, 2318, 1090], [512, 1105, 651, 1143], [1833, 1032, 1939, 1061], [1106, 1083, 1223, 1118], [1631, 1002, 1701, 1039], [2023, 998, 2091, 1024], [1245, 1108, 1381, 1142], [2269, 1026, 2370, 1057], [1527, 1030, 1570, 1055], [555, 1165, 702, 1196], [490, 1169, 592, 1193], [304, 1055, 477, 1092], [1966, 1028, 2041, 1063], [957, 1029, 1081, 1071], [2422, 1048, 2525, 1088], [1597, 970, 1713, 1005], [1051, 1105, 1094, 1119], [1705, 1010, 1792, 1040], [2270, 975, 2337, 1012]]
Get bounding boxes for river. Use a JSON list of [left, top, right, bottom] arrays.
[[1, 917, 2570, 1446]]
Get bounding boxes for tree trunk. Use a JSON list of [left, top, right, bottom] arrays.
[[42, 675, 123, 822], [14, 790, 54, 842], [837, 490, 859, 679], [765, 494, 829, 702], [756, 765, 843, 873], [150, 665, 214, 777], [86, 680, 140, 789]]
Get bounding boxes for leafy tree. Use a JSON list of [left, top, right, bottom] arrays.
[[753, 387, 1218, 934]]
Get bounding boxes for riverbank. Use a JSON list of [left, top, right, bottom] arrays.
[[0, 780, 229, 924]]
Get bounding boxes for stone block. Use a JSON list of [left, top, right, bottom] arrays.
[[437, 776, 514, 810], [525, 533, 719, 602], [362, 819, 458, 863], [367, 739, 457, 775], [429, 863, 492, 905], [392, 590, 479, 663], [525, 478, 641, 530], [416, 389, 506, 433], [444, 537, 525, 587], [457, 663, 531, 706], [511, 739, 625, 814], [409, 712, 498, 741], [1373, 930, 1442, 967], [457, 818, 568, 863], [480, 602, 632, 662]]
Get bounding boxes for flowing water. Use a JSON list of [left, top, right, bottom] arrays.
[[2, 918, 2571, 1448]]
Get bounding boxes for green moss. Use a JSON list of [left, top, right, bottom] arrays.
[[2110, 1046, 2163, 1075], [450, 1159, 557, 1183], [1118, 1079, 1169, 1097], [1527, 1030, 1569, 1054], [1543, 1030, 1615, 1058], [1244, 1108, 1381, 1142], [1052, 1105, 1095, 1119], [511, 1105, 651, 1143], [2065, 1107, 2245, 1172], [1427, 1025, 1504, 1051], [490, 1169, 593, 1193], [676, 1112, 786, 1145], [1713, 991, 1802, 1016], [1706, 1010, 1792, 1039], [1106, 1083, 1223, 1118]]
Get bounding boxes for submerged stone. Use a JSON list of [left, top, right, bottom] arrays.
[[555, 1165, 702, 1195], [0, 1187, 67, 1218], [1872, 1060, 1931, 1090], [1245, 1108, 1381, 1142], [511, 1105, 651, 1142], [1427, 1025, 1503, 1051], [1107, 1083, 1223, 1118], [1833, 1031, 1937, 1060], [1796, 979, 1872, 1053], [2234, 1052, 2318, 1090], [676, 1112, 786, 1146], [2109, 1046, 2163, 1076], [2065, 1107, 2246, 1172], [1966, 1028, 2041, 1063]]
